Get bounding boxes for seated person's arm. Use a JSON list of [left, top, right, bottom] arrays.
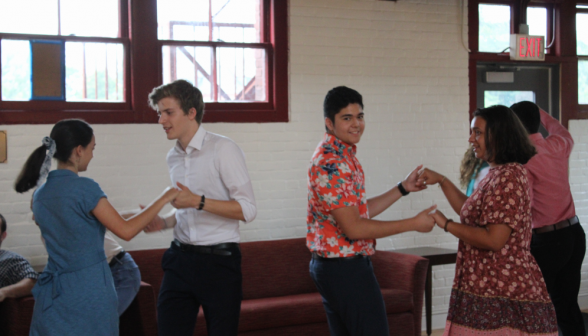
[[0, 278, 36, 302], [331, 204, 436, 240]]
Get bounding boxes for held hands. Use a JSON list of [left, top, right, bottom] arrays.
[[415, 168, 444, 188], [430, 209, 449, 230], [402, 165, 428, 192], [171, 182, 198, 209], [163, 186, 181, 202], [413, 205, 437, 233]]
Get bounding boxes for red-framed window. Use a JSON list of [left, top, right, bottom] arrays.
[[475, 1, 554, 55], [468, 0, 583, 126], [0, 0, 288, 124]]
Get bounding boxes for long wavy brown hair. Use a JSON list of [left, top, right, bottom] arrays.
[[459, 146, 484, 189]]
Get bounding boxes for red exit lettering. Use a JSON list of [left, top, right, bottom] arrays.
[[519, 37, 543, 58]]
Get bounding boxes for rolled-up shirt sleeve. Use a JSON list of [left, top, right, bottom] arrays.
[[216, 140, 257, 223]]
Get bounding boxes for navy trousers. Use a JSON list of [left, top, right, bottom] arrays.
[[309, 255, 389, 336], [157, 242, 242, 336], [531, 223, 586, 336]]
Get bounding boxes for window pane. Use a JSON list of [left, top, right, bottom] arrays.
[[578, 13, 588, 55], [479, 4, 511, 53], [580, 61, 588, 105], [65, 42, 125, 102], [60, 0, 119, 38], [158, 0, 261, 42], [484, 91, 535, 107], [162, 45, 214, 101], [217, 47, 266, 102], [1, 40, 32, 101], [212, 0, 261, 43], [527, 7, 547, 39], [158, 0, 211, 40], [0, 0, 58, 35]]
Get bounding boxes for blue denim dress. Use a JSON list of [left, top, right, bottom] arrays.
[[30, 169, 118, 336]]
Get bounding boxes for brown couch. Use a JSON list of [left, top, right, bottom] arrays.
[[0, 238, 428, 336]]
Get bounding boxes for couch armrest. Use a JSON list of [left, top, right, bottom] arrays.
[[371, 250, 428, 336], [120, 281, 158, 336], [0, 296, 35, 336]]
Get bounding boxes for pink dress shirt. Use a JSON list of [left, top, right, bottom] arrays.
[[525, 110, 576, 229]]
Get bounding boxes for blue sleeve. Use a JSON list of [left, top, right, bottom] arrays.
[[80, 178, 107, 214]]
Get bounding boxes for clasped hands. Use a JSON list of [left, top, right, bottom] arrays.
[[143, 182, 202, 233], [403, 165, 452, 232]]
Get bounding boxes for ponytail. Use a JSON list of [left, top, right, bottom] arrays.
[[14, 145, 48, 193], [14, 119, 93, 193]]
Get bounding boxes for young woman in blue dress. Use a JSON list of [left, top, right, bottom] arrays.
[[14, 119, 180, 336]]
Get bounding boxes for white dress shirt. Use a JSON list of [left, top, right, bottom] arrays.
[[167, 126, 256, 245], [104, 232, 123, 263]]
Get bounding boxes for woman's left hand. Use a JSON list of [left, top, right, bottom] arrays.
[[416, 168, 445, 188]]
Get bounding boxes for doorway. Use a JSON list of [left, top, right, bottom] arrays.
[[476, 62, 560, 122]]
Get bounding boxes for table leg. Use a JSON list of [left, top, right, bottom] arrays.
[[426, 264, 432, 336]]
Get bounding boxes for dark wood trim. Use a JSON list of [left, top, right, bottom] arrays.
[[469, 58, 477, 121], [160, 40, 271, 49], [0, 33, 127, 44], [271, 0, 289, 123], [0, 0, 289, 125], [0, 110, 138, 124]]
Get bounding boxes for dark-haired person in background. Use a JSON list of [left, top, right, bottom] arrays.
[[417, 105, 558, 336], [144, 80, 256, 336], [307, 86, 437, 335], [15, 119, 179, 336], [0, 213, 38, 302], [510, 101, 585, 336]]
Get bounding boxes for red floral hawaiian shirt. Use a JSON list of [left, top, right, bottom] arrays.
[[306, 133, 375, 257]]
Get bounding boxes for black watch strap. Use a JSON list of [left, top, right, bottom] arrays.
[[397, 181, 410, 196], [197, 195, 206, 210]]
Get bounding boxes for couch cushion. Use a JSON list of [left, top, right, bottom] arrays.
[[241, 238, 317, 300], [198, 288, 414, 333], [381, 288, 413, 314]]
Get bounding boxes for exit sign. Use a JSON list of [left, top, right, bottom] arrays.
[[510, 34, 545, 61]]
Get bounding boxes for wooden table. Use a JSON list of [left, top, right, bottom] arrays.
[[392, 247, 457, 336]]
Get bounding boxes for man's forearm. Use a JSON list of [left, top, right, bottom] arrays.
[[202, 198, 245, 221], [367, 185, 403, 218]]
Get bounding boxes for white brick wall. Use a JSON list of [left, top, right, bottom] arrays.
[[2, 0, 586, 330]]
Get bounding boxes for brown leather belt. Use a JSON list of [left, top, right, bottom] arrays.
[[533, 216, 580, 234]]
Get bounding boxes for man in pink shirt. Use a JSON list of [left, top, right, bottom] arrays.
[[511, 101, 586, 336]]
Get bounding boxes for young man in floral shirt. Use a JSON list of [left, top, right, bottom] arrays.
[[307, 86, 437, 335]]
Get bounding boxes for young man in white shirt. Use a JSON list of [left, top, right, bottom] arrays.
[[145, 80, 257, 336]]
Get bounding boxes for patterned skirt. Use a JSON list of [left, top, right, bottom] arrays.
[[443, 289, 558, 336]]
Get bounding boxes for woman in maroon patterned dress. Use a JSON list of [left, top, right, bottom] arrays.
[[417, 105, 558, 336]]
